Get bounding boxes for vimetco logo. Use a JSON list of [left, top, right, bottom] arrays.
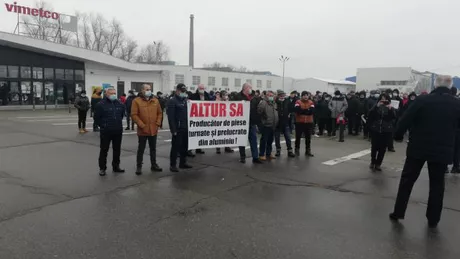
[[4, 2, 60, 20]]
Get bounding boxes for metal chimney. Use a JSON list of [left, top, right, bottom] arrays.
[[189, 14, 194, 68]]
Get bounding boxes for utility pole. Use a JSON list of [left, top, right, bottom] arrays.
[[279, 55, 289, 91]]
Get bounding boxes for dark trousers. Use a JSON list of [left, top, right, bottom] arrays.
[[318, 118, 331, 136], [78, 110, 87, 129], [259, 126, 275, 157], [348, 114, 361, 135], [137, 136, 157, 167], [393, 157, 446, 224], [239, 125, 259, 160], [275, 125, 292, 151], [99, 131, 123, 170], [170, 130, 188, 167], [371, 132, 391, 165], [331, 119, 345, 141], [126, 113, 135, 130], [363, 121, 370, 138], [453, 133, 460, 169], [295, 123, 313, 151]]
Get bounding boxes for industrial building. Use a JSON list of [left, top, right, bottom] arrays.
[[292, 78, 356, 94]]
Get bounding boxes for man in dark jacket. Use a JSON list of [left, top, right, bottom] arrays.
[[275, 90, 295, 157], [74, 90, 90, 133], [449, 87, 460, 174], [167, 84, 192, 172], [234, 83, 262, 164], [125, 90, 136, 130], [363, 90, 380, 139], [94, 88, 126, 176], [346, 91, 360, 136], [91, 88, 103, 132], [316, 93, 332, 136], [288, 91, 299, 133], [190, 84, 210, 155], [390, 75, 460, 228], [356, 91, 367, 135], [387, 88, 402, 152]]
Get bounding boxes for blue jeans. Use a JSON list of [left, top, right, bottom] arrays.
[[275, 125, 292, 151], [239, 125, 258, 160], [259, 126, 275, 157]]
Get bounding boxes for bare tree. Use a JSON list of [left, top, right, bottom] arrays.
[[104, 18, 124, 56], [118, 38, 138, 62], [21, 0, 59, 41], [137, 41, 170, 64], [90, 14, 107, 52]]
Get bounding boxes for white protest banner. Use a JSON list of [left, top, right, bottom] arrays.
[[391, 100, 400, 109], [187, 101, 250, 149]]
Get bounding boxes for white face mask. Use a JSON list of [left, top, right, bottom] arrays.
[[335, 95, 340, 98], [410, 97, 416, 100], [374, 94, 380, 98], [199, 90, 205, 94], [81, 94, 86, 98]]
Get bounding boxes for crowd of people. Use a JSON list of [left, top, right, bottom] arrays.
[[70, 75, 460, 228]]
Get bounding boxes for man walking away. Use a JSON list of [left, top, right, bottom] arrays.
[[294, 91, 315, 156], [125, 90, 136, 130], [328, 90, 348, 142], [390, 75, 460, 228], [74, 90, 90, 133], [91, 88, 103, 132], [257, 91, 279, 161], [275, 90, 295, 157], [235, 84, 262, 164], [94, 88, 126, 176], [167, 84, 193, 172], [131, 84, 163, 175], [450, 87, 460, 174]]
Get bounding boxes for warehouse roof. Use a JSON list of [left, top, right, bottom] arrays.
[[312, 78, 356, 85], [0, 31, 170, 72]]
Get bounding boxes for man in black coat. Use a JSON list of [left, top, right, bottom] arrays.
[[449, 87, 460, 174], [125, 90, 136, 130], [363, 90, 379, 139], [387, 89, 402, 152], [390, 75, 460, 228], [275, 90, 295, 157], [316, 94, 332, 136], [190, 84, 210, 155], [346, 91, 360, 136]]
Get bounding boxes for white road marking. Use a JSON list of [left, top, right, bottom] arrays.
[[27, 118, 78, 122], [16, 115, 77, 119], [322, 149, 371, 166]]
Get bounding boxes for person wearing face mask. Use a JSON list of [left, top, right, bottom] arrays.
[[191, 84, 211, 155], [368, 93, 396, 171], [124, 90, 136, 130], [167, 84, 193, 172], [315, 93, 331, 136], [288, 91, 299, 133], [216, 91, 235, 155], [257, 91, 279, 161], [94, 88, 126, 176], [274, 90, 295, 157], [356, 91, 367, 135], [363, 90, 380, 140], [328, 90, 348, 142], [345, 91, 360, 136], [74, 90, 90, 133], [91, 88, 103, 132], [131, 84, 163, 175], [386, 89, 402, 152], [294, 91, 315, 156]]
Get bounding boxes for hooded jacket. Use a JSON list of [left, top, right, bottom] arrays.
[[74, 95, 90, 111], [257, 99, 279, 129], [328, 95, 348, 118]]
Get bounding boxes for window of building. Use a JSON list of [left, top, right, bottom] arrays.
[[7, 66, 18, 78], [0, 66, 6, 78], [222, 77, 229, 87], [175, 74, 185, 84], [208, 76, 216, 86], [44, 82, 54, 103], [55, 69, 65, 80], [75, 70, 84, 80], [64, 69, 73, 80], [190, 87, 196, 91], [212, 87, 218, 91], [20, 66, 31, 78], [267, 80, 272, 89], [235, 78, 241, 87], [192, 76, 201, 85], [246, 79, 252, 85], [380, 80, 408, 86], [33, 82, 43, 103], [257, 80, 262, 88], [44, 68, 54, 80], [32, 67, 43, 79], [131, 82, 153, 93]]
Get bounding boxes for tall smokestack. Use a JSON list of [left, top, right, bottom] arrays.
[[189, 14, 194, 68]]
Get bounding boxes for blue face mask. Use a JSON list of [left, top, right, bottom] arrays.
[[179, 93, 188, 98], [144, 91, 152, 97], [108, 95, 117, 101]]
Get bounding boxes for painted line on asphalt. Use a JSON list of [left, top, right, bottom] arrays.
[[17, 115, 77, 119], [27, 118, 78, 122], [322, 149, 371, 166]]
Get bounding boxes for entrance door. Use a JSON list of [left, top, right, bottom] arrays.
[[117, 81, 125, 97]]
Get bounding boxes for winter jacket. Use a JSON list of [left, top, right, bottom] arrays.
[[357, 97, 366, 115], [364, 97, 378, 117], [276, 98, 292, 128], [368, 105, 396, 133], [74, 95, 90, 111], [158, 97, 167, 111], [346, 96, 360, 117], [131, 96, 163, 136], [120, 95, 126, 104], [125, 95, 136, 113], [395, 87, 460, 164], [234, 91, 262, 126], [257, 99, 279, 129], [398, 92, 416, 117], [91, 94, 102, 112], [191, 91, 211, 101], [294, 99, 315, 123], [315, 99, 331, 119], [328, 96, 348, 118], [94, 97, 125, 133], [167, 95, 188, 134]]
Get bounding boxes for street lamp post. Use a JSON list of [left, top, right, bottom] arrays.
[[279, 55, 290, 91]]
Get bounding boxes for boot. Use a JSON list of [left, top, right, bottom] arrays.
[[224, 147, 234, 153], [305, 149, 314, 157], [125, 127, 130, 130], [259, 156, 267, 161], [113, 167, 125, 173], [216, 148, 221, 154], [187, 151, 196, 157], [83, 128, 89, 133], [451, 167, 460, 174], [287, 151, 296, 158], [135, 167, 142, 175], [268, 154, 276, 160], [196, 149, 205, 154], [99, 169, 107, 176], [170, 166, 179, 172], [179, 164, 193, 169], [151, 164, 163, 172], [369, 163, 375, 170], [374, 165, 382, 172], [295, 149, 300, 156], [79, 128, 85, 134], [275, 150, 281, 157]]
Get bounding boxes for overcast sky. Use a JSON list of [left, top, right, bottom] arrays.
[[2, 0, 459, 79]]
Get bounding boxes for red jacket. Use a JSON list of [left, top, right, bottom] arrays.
[[120, 96, 126, 104]]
